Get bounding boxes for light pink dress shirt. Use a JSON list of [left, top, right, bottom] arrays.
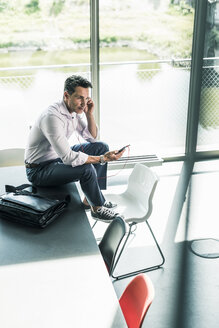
[[25, 100, 98, 167]]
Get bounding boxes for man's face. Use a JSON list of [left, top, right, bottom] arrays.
[[64, 86, 89, 114]]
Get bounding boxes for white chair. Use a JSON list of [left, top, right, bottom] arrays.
[[104, 163, 165, 280]]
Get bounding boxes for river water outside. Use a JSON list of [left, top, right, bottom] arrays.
[[0, 49, 218, 156]]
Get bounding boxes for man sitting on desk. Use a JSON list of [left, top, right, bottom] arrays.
[[25, 75, 125, 222]]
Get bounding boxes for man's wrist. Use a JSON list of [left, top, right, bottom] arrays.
[[86, 112, 94, 119], [99, 155, 106, 165]]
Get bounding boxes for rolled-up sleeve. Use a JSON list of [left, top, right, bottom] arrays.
[[40, 114, 88, 167], [77, 114, 99, 142]]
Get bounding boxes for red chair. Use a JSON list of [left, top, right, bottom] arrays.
[[119, 274, 155, 328]]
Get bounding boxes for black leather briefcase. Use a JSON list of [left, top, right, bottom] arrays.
[[0, 184, 69, 228]]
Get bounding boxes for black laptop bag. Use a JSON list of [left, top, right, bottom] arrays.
[[0, 184, 69, 228]]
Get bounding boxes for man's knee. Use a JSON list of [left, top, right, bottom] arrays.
[[94, 141, 109, 154], [82, 164, 97, 180]]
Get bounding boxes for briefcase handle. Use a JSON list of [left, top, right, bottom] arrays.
[[5, 184, 71, 203], [5, 184, 37, 194]]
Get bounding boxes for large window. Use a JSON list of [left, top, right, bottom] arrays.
[[197, 0, 219, 152], [99, 0, 195, 157], [0, 0, 90, 149], [1, 1, 218, 160]]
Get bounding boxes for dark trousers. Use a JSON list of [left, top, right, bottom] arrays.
[[26, 141, 109, 207]]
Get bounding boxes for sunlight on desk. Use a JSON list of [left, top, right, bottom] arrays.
[[0, 255, 126, 328]]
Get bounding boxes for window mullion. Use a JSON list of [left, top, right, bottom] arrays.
[[90, 0, 100, 129], [185, 0, 208, 161]]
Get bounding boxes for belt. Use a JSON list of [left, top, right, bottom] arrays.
[[25, 162, 40, 168]]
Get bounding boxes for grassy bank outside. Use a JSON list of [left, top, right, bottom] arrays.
[[0, 0, 194, 62]]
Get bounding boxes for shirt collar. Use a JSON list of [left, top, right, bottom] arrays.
[[60, 100, 76, 119]]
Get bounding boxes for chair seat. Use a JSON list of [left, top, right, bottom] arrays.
[[105, 192, 148, 223]]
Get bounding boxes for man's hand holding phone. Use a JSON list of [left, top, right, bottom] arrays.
[[103, 144, 130, 162], [116, 144, 130, 154]]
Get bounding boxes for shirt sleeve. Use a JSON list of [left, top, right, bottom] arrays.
[[40, 114, 88, 167], [76, 113, 99, 142]]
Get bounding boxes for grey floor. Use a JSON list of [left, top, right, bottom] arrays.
[[84, 160, 219, 328]]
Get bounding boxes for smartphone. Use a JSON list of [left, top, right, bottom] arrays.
[[117, 144, 130, 153]]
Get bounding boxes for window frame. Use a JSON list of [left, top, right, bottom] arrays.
[[90, 0, 219, 167]]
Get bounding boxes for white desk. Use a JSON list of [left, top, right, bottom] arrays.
[[0, 167, 127, 328]]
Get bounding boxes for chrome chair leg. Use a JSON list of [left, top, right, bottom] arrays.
[[91, 219, 98, 229], [111, 220, 165, 280]]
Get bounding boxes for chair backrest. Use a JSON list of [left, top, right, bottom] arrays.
[[125, 163, 158, 222], [99, 216, 127, 275], [119, 274, 155, 328]]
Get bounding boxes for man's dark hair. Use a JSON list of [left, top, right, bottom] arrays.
[[64, 75, 92, 95]]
